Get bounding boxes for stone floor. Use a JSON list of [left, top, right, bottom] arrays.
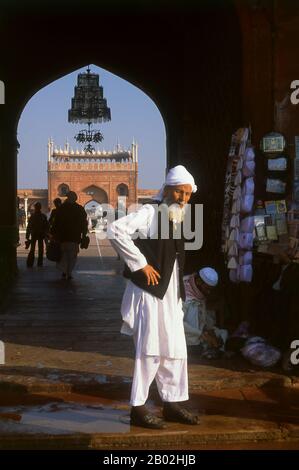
[[0, 233, 298, 449]]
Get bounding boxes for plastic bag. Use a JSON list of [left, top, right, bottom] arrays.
[[46, 240, 62, 262], [241, 337, 281, 367], [80, 235, 90, 249]]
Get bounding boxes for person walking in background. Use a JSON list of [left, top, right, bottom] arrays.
[[49, 198, 62, 230], [51, 191, 88, 280], [25, 202, 49, 267]]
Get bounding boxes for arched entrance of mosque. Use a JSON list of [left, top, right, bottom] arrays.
[[3, 2, 296, 383], [116, 184, 129, 197], [83, 186, 109, 230], [57, 184, 70, 198], [15, 61, 167, 284], [83, 186, 109, 205], [0, 4, 257, 385], [0, 3, 244, 294], [84, 199, 105, 231]]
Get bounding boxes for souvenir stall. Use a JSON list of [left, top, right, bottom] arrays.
[[253, 132, 299, 258], [221, 129, 299, 369], [222, 129, 299, 282], [221, 127, 255, 283]]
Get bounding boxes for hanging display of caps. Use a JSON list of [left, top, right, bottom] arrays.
[[228, 242, 238, 256], [239, 232, 254, 250], [242, 160, 255, 177], [240, 216, 255, 232], [260, 132, 286, 153], [241, 194, 254, 213], [244, 147, 255, 160], [239, 264, 253, 283], [222, 127, 254, 284], [227, 257, 238, 269], [239, 251, 253, 265], [242, 177, 255, 196]]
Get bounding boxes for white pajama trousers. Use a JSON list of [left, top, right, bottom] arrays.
[[130, 354, 189, 406]]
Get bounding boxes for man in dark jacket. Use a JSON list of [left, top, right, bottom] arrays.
[[48, 197, 62, 230], [51, 191, 88, 280], [26, 202, 49, 267]]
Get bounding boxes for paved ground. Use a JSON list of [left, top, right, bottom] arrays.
[[0, 233, 299, 449]]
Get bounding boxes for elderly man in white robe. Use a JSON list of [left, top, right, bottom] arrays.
[[108, 165, 200, 429]]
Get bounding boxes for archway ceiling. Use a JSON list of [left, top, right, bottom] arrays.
[[1, 8, 186, 124]]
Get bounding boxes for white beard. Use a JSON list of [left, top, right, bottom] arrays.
[[167, 202, 186, 225]]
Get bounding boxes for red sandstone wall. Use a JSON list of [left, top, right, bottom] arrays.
[[48, 162, 138, 209], [137, 189, 157, 197]]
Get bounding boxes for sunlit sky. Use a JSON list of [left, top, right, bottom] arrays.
[[17, 64, 166, 190]]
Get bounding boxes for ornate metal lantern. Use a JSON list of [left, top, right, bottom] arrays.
[[68, 66, 111, 153]]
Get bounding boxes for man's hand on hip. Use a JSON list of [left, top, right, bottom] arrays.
[[140, 265, 161, 286]]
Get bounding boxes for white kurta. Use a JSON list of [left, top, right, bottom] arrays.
[[107, 204, 187, 360]]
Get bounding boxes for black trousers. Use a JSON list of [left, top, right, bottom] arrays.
[[27, 237, 44, 267]]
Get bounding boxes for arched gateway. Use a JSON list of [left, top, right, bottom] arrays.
[[0, 2, 244, 294]]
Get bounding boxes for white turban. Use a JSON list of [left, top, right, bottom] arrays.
[[154, 165, 197, 201]]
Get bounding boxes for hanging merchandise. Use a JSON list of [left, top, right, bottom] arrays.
[[266, 178, 286, 194], [260, 132, 288, 198], [261, 132, 285, 153], [293, 137, 299, 204], [221, 127, 255, 283], [267, 157, 287, 172], [253, 131, 295, 251]]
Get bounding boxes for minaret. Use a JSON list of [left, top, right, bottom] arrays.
[[48, 138, 53, 162], [65, 138, 70, 153], [132, 139, 138, 163], [135, 141, 138, 163], [132, 139, 138, 204]]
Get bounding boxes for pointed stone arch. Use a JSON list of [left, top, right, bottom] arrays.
[[83, 185, 108, 204], [116, 183, 129, 197], [57, 183, 70, 197], [0, 4, 245, 293]]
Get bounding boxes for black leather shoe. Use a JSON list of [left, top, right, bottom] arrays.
[[163, 403, 200, 425], [130, 407, 167, 429]]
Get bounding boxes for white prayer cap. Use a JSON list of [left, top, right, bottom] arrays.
[[154, 165, 197, 201], [198, 267, 218, 287]]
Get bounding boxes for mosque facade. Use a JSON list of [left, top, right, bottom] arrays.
[[17, 139, 156, 221]]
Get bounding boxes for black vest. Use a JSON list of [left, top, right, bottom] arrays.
[[123, 213, 186, 301]]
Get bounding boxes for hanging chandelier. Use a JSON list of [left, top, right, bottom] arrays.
[[68, 66, 111, 153]]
